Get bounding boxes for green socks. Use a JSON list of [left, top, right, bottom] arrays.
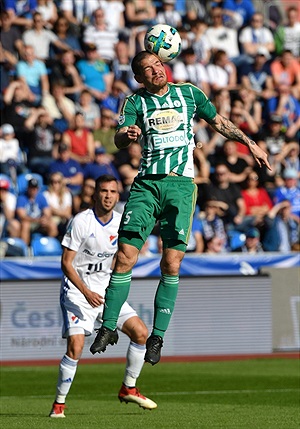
[[152, 274, 179, 338], [102, 271, 132, 331]]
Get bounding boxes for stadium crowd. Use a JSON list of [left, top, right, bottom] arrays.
[[0, 0, 299, 256]]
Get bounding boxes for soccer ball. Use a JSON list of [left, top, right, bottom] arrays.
[[144, 24, 181, 62]]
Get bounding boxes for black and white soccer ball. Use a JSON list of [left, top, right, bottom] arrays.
[[144, 24, 181, 62]]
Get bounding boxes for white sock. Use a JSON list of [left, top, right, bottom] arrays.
[[55, 354, 78, 403], [123, 341, 145, 388]]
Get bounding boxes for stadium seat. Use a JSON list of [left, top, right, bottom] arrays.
[[31, 236, 62, 257], [228, 230, 246, 251], [16, 173, 44, 195], [0, 237, 29, 257]]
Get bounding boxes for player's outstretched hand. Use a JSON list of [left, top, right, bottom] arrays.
[[249, 141, 272, 170], [85, 290, 104, 308]]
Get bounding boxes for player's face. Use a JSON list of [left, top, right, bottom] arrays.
[[135, 55, 168, 92], [95, 180, 119, 213]]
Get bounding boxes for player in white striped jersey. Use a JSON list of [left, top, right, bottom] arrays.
[[49, 175, 157, 418], [90, 51, 271, 366]]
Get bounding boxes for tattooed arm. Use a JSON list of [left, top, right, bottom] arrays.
[[207, 113, 271, 170]]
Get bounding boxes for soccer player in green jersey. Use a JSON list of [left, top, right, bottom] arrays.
[[90, 51, 271, 365]]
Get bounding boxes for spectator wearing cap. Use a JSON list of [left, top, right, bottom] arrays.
[[83, 146, 121, 186], [233, 227, 264, 253], [76, 43, 114, 105], [61, 112, 95, 165], [48, 143, 83, 195], [273, 168, 300, 218], [0, 123, 26, 180], [0, 177, 20, 239], [239, 47, 275, 101], [15, 177, 58, 245]]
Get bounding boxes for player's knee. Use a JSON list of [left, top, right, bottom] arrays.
[[132, 327, 148, 345], [160, 252, 183, 275], [129, 322, 148, 345]]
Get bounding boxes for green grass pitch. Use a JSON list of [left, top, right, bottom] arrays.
[[1, 359, 299, 429]]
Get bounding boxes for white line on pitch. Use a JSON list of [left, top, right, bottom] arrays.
[[1, 388, 299, 400]]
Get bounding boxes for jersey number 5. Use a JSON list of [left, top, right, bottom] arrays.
[[123, 210, 133, 225]]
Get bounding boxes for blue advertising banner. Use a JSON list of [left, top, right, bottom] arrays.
[[1, 253, 299, 280]]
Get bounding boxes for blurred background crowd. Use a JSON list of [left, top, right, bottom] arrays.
[[0, 0, 299, 257]]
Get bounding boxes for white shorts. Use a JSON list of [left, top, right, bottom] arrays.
[[60, 291, 137, 338]]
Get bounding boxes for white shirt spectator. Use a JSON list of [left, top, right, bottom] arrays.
[[173, 61, 209, 90], [0, 137, 20, 163], [23, 28, 58, 60], [43, 189, 72, 212], [206, 63, 233, 89], [283, 23, 300, 57], [99, 0, 125, 32], [60, 0, 99, 24], [83, 25, 118, 62], [205, 26, 239, 59], [239, 26, 274, 55]]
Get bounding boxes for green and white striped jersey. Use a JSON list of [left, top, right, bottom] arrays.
[[117, 82, 216, 178]]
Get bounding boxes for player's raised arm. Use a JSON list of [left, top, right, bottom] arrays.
[[206, 113, 271, 170]]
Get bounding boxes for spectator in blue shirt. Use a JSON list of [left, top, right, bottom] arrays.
[[77, 43, 113, 105], [48, 143, 83, 195], [273, 168, 300, 218], [222, 0, 255, 27], [4, 0, 37, 27], [16, 177, 57, 244], [16, 45, 50, 105], [83, 147, 122, 186]]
